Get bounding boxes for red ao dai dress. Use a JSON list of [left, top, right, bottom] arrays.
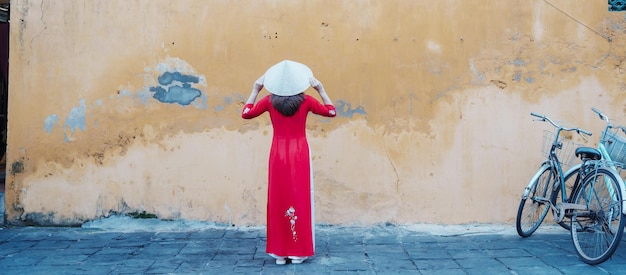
[[242, 94, 336, 257]]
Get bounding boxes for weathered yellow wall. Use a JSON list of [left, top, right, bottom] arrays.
[[5, 0, 626, 226]]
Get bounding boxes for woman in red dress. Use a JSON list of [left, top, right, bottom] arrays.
[[242, 60, 336, 265]]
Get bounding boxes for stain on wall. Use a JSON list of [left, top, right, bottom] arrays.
[[5, 0, 626, 226], [63, 99, 86, 142], [334, 100, 367, 118], [43, 114, 58, 134]]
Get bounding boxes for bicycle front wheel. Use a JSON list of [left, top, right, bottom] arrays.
[[516, 165, 554, 237], [571, 168, 625, 265]]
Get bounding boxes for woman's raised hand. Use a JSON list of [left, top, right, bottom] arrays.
[[309, 77, 323, 92], [245, 75, 265, 105], [309, 77, 333, 105], [253, 76, 265, 93]]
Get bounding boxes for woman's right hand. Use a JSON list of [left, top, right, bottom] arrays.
[[310, 77, 333, 105], [253, 76, 265, 93]]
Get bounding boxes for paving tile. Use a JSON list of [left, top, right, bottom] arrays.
[[0, 254, 46, 266], [31, 240, 76, 250], [496, 256, 548, 268], [413, 258, 462, 270]]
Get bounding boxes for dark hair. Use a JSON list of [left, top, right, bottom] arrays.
[[270, 93, 305, 116]]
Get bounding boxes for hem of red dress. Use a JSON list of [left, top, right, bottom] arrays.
[[267, 251, 314, 258]]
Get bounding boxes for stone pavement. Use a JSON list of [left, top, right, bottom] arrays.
[[1, 219, 626, 274]]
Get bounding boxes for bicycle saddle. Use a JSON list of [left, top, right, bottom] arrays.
[[575, 147, 601, 161]]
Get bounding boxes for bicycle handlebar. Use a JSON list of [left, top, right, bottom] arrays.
[[591, 107, 626, 134], [530, 112, 544, 119], [592, 107, 609, 123], [530, 112, 592, 136]]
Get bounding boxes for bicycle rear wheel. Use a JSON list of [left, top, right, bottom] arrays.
[[516, 165, 554, 237], [571, 168, 625, 265]]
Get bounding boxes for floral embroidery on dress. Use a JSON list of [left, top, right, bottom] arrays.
[[285, 206, 298, 242]]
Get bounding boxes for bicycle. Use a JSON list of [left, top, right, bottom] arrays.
[[568, 107, 626, 264], [516, 112, 595, 238], [550, 108, 626, 231], [516, 111, 626, 265]]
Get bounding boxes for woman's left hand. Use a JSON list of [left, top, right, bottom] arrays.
[[246, 76, 265, 105]]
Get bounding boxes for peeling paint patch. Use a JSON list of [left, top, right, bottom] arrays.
[[145, 58, 207, 107], [513, 59, 527, 66], [192, 93, 208, 109], [431, 85, 460, 103], [150, 84, 201, 105], [64, 99, 87, 142], [214, 96, 234, 112], [136, 90, 153, 104], [158, 71, 199, 85], [512, 71, 535, 84], [513, 71, 522, 82], [335, 100, 367, 118], [469, 59, 484, 85], [118, 90, 133, 97], [43, 114, 59, 134], [427, 40, 441, 54], [11, 160, 23, 175]]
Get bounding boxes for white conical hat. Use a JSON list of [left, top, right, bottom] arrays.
[[263, 60, 313, 96]]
